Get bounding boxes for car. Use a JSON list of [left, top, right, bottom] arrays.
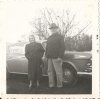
[[7, 41, 92, 85]]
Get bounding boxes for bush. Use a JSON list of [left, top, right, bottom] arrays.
[[65, 34, 92, 51]]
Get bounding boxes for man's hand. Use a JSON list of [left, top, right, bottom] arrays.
[[57, 57, 62, 62], [42, 56, 45, 61]]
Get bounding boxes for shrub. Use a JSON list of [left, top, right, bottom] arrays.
[[65, 34, 92, 51]]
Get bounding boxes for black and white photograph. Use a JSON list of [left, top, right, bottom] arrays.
[[0, 0, 99, 98]]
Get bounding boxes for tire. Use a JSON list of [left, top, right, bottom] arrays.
[[62, 65, 78, 86]]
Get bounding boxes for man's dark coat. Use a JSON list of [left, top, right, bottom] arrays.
[[25, 42, 44, 84], [46, 33, 65, 59]]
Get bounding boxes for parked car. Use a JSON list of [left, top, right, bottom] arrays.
[[7, 41, 92, 85]]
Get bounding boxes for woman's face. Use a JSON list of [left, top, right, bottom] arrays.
[[29, 36, 35, 43]]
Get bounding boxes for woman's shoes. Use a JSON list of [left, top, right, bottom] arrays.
[[37, 81, 40, 88], [29, 81, 40, 91], [29, 80, 33, 90], [29, 85, 33, 91]]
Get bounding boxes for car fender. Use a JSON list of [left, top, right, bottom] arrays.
[[62, 60, 78, 72]]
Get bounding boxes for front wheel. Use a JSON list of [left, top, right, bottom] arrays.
[[63, 66, 78, 86]]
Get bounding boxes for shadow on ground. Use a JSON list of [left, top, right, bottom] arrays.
[[7, 74, 92, 94]]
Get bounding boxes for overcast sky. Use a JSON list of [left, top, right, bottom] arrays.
[[0, 0, 98, 43]]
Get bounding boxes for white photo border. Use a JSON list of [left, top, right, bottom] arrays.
[[0, 0, 100, 98]]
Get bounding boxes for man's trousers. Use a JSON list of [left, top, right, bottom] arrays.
[[48, 58, 63, 88]]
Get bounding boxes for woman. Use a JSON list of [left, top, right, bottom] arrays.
[[25, 35, 44, 89]]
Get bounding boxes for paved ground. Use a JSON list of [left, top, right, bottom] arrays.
[[7, 74, 92, 94]]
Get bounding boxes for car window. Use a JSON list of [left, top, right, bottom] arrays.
[[8, 45, 25, 55]]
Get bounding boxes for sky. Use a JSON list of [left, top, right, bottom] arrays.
[[0, 0, 98, 43]]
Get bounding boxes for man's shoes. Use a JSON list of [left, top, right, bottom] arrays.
[[57, 86, 63, 89], [49, 86, 55, 90]]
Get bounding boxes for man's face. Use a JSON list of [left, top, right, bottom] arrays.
[[50, 28, 58, 34], [29, 36, 35, 43]]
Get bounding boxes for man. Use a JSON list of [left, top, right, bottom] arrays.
[[46, 23, 65, 88], [25, 35, 44, 89]]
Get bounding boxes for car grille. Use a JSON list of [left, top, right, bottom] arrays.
[[84, 59, 92, 73]]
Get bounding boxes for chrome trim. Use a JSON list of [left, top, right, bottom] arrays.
[[8, 72, 28, 75], [8, 71, 92, 76], [8, 72, 48, 76], [77, 72, 92, 75]]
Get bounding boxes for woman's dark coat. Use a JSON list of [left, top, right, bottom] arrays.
[[25, 42, 44, 83]]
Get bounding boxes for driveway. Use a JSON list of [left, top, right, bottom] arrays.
[[7, 74, 92, 94]]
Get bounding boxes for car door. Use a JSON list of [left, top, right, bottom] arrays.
[[7, 44, 28, 74]]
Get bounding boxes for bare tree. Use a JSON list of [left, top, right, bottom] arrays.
[[31, 9, 90, 40]]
